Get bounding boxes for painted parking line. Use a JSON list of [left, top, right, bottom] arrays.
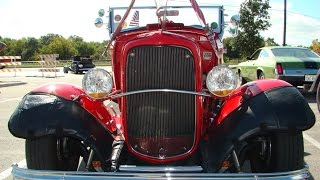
[[0, 97, 22, 104], [304, 133, 320, 150], [0, 159, 26, 179]]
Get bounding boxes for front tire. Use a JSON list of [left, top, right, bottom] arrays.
[[26, 136, 80, 170], [270, 132, 304, 171], [247, 132, 304, 173]]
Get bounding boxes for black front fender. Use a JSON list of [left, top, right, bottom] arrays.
[[8, 92, 114, 167], [201, 86, 315, 172]]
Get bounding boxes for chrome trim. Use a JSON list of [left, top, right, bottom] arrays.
[[11, 164, 311, 180], [120, 165, 203, 172], [108, 89, 212, 99]]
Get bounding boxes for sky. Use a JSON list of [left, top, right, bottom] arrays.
[[0, 0, 319, 47]]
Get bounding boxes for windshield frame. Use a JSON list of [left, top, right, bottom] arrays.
[[103, 0, 221, 56], [108, 5, 224, 35]]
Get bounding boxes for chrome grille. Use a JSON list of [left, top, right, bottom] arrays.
[[126, 46, 195, 158]]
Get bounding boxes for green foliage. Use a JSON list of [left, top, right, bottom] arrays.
[[38, 36, 77, 60], [311, 39, 320, 55], [235, 0, 271, 57], [264, 37, 279, 46], [39, 34, 61, 46], [68, 35, 95, 57], [2, 38, 28, 59], [223, 36, 279, 61], [92, 41, 109, 60], [1, 34, 105, 61], [22, 37, 40, 61], [223, 37, 240, 59]]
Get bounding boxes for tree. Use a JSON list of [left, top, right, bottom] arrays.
[[223, 37, 240, 59], [264, 37, 279, 46], [93, 41, 109, 60], [0, 35, 106, 60], [39, 34, 62, 48], [235, 0, 271, 57], [22, 37, 40, 61], [38, 36, 77, 60], [311, 39, 320, 55], [7, 38, 27, 60], [68, 35, 84, 43], [68, 36, 96, 56]]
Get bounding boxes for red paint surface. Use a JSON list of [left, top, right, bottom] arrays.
[[32, 83, 83, 100]]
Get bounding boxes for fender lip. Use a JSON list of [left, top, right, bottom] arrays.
[[11, 163, 310, 180], [31, 82, 84, 101]]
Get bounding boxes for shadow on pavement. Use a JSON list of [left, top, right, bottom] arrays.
[[0, 81, 27, 88], [304, 152, 312, 157], [304, 93, 316, 104], [298, 88, 316, 104]]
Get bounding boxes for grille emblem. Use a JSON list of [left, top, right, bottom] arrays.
[[159, 147, 165, 159]]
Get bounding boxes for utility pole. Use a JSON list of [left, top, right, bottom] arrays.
[[283, 0, 287, 46]]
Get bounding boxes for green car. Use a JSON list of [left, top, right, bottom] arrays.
[[237, 46, 320, 87]]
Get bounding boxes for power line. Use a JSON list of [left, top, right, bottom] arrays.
[[222, 5, 320, 21], [282, 11, 320, 20], [165, 1, 320, 21]]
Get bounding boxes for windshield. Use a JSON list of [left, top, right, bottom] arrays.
[[271, 48, 320, 58], [109, 0, 223, 34]]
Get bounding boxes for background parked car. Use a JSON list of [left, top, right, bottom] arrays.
[[63, 55, 96, 74], [236, 46, 320, 89]]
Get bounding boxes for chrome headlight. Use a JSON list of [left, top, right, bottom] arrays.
[[206, 65, 238, 97], [78, 64, 83, 68], [82, 68, 113, 99]]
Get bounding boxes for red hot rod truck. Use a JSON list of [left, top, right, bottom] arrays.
[[9, 0, 315, 179]]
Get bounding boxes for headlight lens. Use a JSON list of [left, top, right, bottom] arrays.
[[206, 65, 238, 97], [78, 64, 83, 68], [82, 68, 113, 99]]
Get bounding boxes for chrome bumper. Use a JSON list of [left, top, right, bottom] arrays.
[[11, 164, 311, 180]]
